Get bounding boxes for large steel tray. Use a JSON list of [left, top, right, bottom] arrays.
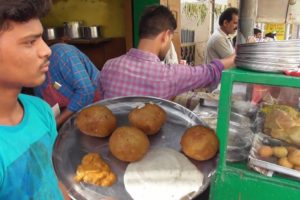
[[53, 96, 217, 200], [235, 59, 298, 73], [237, 40, 300, 55]]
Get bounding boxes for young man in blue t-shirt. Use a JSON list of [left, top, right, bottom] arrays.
[[0, 1, 67, 199]]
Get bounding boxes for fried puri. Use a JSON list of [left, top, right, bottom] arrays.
[[180, 125, 219, 161], [288, 149, 300, 166], [76, 105, 117, 138], [128, 103, 166, 135], [109, 126, 150, 162], [258, 145, 273, 158]]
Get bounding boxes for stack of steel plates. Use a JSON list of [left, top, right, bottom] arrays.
[[236, 40, 300, 73]]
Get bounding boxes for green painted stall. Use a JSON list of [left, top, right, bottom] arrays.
[[210, 68, 300, 200], [132, 0, 160, 47]]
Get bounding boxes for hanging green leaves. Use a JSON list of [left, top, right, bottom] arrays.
[[214, 4, 227, 18], [182, 3, 208, 26], [214, 4, 222, 18]]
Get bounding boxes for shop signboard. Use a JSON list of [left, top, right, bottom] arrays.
[[264, 23, 285, 40]]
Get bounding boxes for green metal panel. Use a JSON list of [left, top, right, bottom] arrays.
[[223, 68, 300, 88], [210, 68, 300, 200], [132, 0, 160, 47], [210, 165, 300, 200]]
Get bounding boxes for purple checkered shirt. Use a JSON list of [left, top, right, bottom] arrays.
[[100, 48, 224, 100]]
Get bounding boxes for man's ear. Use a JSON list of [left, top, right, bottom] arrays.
[[162, 30, 173, 43], [223, 20, 229, 26], [160, 30, 169, 43]]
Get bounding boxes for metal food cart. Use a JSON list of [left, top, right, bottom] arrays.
[[210, 68, 300, 200]]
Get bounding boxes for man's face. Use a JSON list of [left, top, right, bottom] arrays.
[[223, 14, 238, 35], [255, 32, 262, 38], [0, 19, 51, 90]]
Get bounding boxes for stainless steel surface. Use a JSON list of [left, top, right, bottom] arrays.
[[238, 39, 300, 47], [235, 59, 300, 67], [43, 27, 57, 40], [82, 26, 100, 39], [53, 96, 217, 200], [248, 158, 300, 179], [249, 133, 300, 180], [237, 42, 300, 55], [237, 51, 300, 57], [238, 47, 300, 54], [64, 21, 82, 39], [236, 39, 300, 73], [236, 60, 298, 73], [236, 55, 300, 64]]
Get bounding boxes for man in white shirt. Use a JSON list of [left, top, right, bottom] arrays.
[[205, 7, 238, 64]]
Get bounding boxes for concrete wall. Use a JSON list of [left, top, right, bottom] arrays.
[[42, 0, 125, 37]]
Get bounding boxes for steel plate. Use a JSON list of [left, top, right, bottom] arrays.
[[53, 96, 217, 200], [237, 40, 300, 55], [235, 60, 298, 73], [237, 40, 300, 49], [236, 56, 300, 64]]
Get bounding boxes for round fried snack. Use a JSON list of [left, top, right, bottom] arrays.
[[294, 165, 300, 171], [278, 157, 293, 169], [76, 105, 117, 138], [288, 149, 300, 166], [109, 126, 150, 162], [258, 145, 273, 158], [180, 125, 219, 161], [128, 103, 166, 135], [272, 146, 288, 158], [287, 146, 298, 154]]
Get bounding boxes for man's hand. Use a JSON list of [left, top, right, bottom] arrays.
[[220, 53, 236, 69]]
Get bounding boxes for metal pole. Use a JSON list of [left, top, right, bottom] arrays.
[[237, 0, 258, 44], [285, 23, 290, 40], [211, 0, 215, 34]]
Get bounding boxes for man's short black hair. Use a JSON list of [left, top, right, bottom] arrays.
[[139, 5, 177, 39], [218, 7, 239, 26], [0, 0, 52, 31], [265, 32, 276, 39], [254, 28, 262, 35]]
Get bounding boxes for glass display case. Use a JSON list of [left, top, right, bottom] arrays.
[[210, 68, 300, 200]]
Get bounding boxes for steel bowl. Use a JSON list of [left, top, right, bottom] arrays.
[[81, 26, 101, 39]]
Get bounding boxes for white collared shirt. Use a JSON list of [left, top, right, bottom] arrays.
[[205, 28, 235, 64]]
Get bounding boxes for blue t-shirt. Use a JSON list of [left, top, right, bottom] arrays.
[[0, 94, 63, 200]]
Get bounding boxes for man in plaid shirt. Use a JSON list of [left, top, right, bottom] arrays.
[[35, 43, 101, 127], [100, 5, 235, 100]]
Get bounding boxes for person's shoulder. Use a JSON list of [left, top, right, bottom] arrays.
[[50, 43, 78, 56], [51, 43, 75, 51], [207, 31, 222, 44], [212, 32, 225, 41], [103, 53, 128, 67], [19, 93, 43, 103], [19, 94, 51, 112], [211, 30, 223, 37]]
